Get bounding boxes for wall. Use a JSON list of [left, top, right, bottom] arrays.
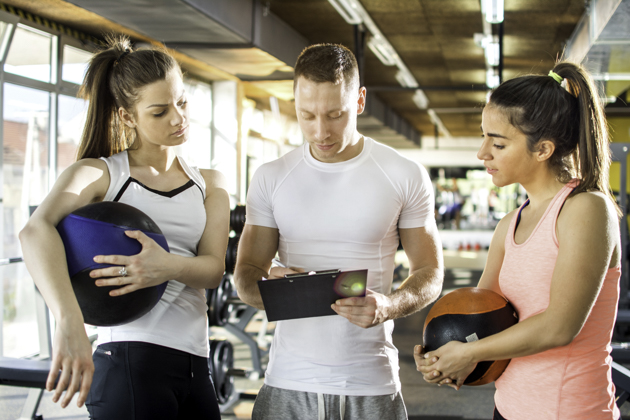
[[609, 113, 630, 193]]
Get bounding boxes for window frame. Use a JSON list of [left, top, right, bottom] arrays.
[[0, 11, 94, 358], [0, 18, 94, 188]]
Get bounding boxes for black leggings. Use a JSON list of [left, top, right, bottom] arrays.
[[86, 341, 221, 420], [493, 407, 507, 420]]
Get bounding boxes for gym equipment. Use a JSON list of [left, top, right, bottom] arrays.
[[207, 203, 270, 408], [225, 235, 239, 274], [0, 255, 99, 420], [230, 205, 246, 234], [223, 205, 244, 274], [57, 201, 170, 326], [423, 287, 518, 386], [207, 274, 237, 326], [0, 357, 50, 420], [209, 338, 235, 405], [221, 305, 270, 379], [613, 361, 630, 406], [0, 358, 53, 389]]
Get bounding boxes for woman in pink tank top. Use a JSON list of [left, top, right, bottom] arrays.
[[415, 61, 622, 420]]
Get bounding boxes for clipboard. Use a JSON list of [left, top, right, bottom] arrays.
[[257, 269, 368, 322]]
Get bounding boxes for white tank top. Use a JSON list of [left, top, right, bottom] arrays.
[[96, 151, 209, 357]]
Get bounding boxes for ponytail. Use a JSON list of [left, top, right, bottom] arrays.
[[488, 61, 621, 217], [77, 35, 179, 160], [552, 63, 615, 209]]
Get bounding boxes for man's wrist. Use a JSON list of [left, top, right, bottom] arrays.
[[377, 293, 395, 323]]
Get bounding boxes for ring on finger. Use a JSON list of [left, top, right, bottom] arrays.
[[119, 266, 128, 277]]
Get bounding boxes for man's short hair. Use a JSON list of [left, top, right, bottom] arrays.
[[293, 43, 360, 92]]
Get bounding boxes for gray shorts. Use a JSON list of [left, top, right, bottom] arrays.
[[251, 384, 408, 420]]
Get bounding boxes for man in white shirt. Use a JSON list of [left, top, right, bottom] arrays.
[[234, 43, 443, 420]]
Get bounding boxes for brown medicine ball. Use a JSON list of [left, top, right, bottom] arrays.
[[422, 287, 518, 386]]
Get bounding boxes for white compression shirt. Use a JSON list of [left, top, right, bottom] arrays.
[[96, 151, 209, 357], [246, 137, 435, 395]]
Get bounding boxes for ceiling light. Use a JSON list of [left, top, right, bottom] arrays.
[[486, 68, 500, 89], [484, 41, 500, 66], [367, 37, 397, 66], [591, 73, 630, 81], [473, 33, 487, 46], [328, 0, 428, 109], [412, 90, 429, 109], [474, 34, 500, 66], [481, 0, 504, 24], [328, 0, 362, 25], [427, 109, 452, 138], [395, 68, 418, 88]]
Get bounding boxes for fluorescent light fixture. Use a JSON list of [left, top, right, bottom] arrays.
[[328, 0, 363, 25], [484, 41, 500, 66], [427, 109, 438, 125], [474, 34, 500, 66], [328, 0, 421, 96], [367, 37, 396, 66], [481, 0, 504, 24], [591, 73, 630, 81], [395, 68, 418, 88], [427, 109, 452, 138], [486, 68, 500, 89], [412, 90, 429, 110], [473, 33, 487, 47]]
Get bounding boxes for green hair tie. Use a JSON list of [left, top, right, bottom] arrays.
[[548, 70, 563, 84]]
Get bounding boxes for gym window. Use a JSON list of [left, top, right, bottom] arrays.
[[0, 11, 93, 359], [5, 25, 56, 83]]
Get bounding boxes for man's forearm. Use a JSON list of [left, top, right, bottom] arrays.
[[234, 263, 268, 310], [387, 266, 443, 320]]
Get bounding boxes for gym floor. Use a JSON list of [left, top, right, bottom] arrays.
[[2, 269, 630, 420]]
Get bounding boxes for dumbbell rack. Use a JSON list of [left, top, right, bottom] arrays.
[[207, 204, 272, 412], [208, 280, 271, 412], [223, 304, 270, 377]]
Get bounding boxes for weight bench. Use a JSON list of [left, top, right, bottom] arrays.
[[0, 357, 51, 389], [0, 357, 54, 420], [0, 263, 57, 420]]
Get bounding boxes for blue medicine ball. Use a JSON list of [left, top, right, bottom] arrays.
[[57, 201, 169, 326]]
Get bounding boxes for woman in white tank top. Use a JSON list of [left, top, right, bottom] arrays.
[[19, 36, 229, 419]]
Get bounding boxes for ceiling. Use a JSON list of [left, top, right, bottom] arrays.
[[3, 0, 629, 150], [265, 0, 586, 140]]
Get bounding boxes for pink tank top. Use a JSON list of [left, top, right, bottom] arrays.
[[495, 181, 620, 420]]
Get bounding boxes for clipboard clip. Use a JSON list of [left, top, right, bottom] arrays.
[[284, 269, 341, 278]]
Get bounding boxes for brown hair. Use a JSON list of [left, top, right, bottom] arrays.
[[77, 35, 180, 159], [293, 43, 359, 92], [488, 61, 620, 216]]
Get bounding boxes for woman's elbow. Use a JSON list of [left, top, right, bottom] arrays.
[[547, 334, 571, 349], [19, 221, 40, 247], [546, 325, 580, 349], [209, 264, 226, 289]]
